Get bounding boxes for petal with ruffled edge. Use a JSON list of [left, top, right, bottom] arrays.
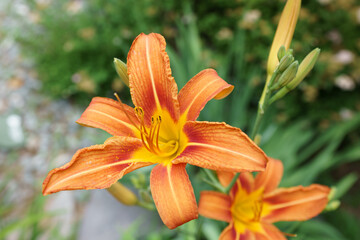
[[262, 184, 330, 223], [199, 191, 232, 222], [42, 137, 153, 195], [178, 69, 233, 121], [76, 97, 139, 137], [174, 121, 268, 172], [254, 158, 283, 194], [127, 33, 179, 125], [150, 163, 198, 229]]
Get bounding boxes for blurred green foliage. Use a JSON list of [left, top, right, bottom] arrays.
[[6, 0, 360, 239], [13, 0, 360, 120]]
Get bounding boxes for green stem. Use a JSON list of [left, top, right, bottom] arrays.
[[224, 172, 240, 193], [203, 169, 226, 193], [226, 69, 281, 193]]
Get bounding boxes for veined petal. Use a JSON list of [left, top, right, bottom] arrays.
[[174, 121, 268, 172], [199, 191, 232, 222], [150, 163, 198, 229], [76, 97, 138, 137], [178, 69, 233, 121], [262, 184, 330, 223], [128, 33, 179, 125], [219, 223, 237, 240], [43, 137, 152, 195], [254, 158, 283, 194], [255, 223, 286, 240]]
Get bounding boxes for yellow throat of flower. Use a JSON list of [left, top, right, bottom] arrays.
[[134, 106, 184, 159], [231, 187, 270, 234], [115, 93, 187, 165]]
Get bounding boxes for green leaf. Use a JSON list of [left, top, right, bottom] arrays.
[[296, 219, 347, 240]]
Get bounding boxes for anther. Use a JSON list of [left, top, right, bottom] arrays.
[[113, 93, 140, 132]]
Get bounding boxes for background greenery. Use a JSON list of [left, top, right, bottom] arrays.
[[2, 0, 359, 239]]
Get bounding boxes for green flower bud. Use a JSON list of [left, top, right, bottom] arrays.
[[325, 200, 340, 212], [286, 48, 293, 56], [277, 53, 294, 72], [286, 48, 320, 90], [114, 58, 129, 87], [277, 45, 286, 61], [271, 61, 298, 90]]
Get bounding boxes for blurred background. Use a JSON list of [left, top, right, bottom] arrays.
[[0, 0, 359, 239]]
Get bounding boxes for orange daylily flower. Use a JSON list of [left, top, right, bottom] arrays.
[[43, 33, 268, 229], [199, 158, 330, 239]]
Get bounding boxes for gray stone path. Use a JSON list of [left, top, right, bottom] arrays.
[[0, 1, 160, 239]]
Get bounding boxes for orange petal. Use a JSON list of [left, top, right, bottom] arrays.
[[76, 97, 138, 137], [217, 171, 235, 187], [216, 172, 255, 197], [255, 223, 286, 240], [254, 158, 283, 194], [262, 184, 330, 223], [219, 223, 238, 240], [150, 163, 198, 229], [178, 69, 233, 121], [239, 172, 255, 194], [43, 137, 152, 195], [174, 121, 268, 172], [127, 33, 179, 125], [239, 230, 256, 240], [198, 191, 232, 222]]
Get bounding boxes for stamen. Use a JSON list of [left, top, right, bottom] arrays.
[[139, 123, 152, 153], [135, 107, 148, 136], [113, 93, 140, 131], [155, 116, 161, 149], [252, 199, 263, 222], [113, 99, 173, 157]]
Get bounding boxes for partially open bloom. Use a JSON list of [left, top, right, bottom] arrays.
[[267, 0, 301, 76], [199, 158, 330, 239], [43, 33, 268, 229]]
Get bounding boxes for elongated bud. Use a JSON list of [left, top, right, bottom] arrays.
[[271, 61, 298, 90], [286, 48, 320, 90], [325, 200, 340, 212], [267, 0, 301, 75], [277, 46, 286, 61], [107, 182, 138, 205], [278, 53, 295, 72], [114, 58, 129, 87]]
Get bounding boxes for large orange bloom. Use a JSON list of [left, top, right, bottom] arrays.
[[42, 33, 268, 229], [199, 158, 330, 239]]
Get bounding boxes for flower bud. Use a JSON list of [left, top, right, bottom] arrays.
[[272, 61, 298, 90], [286, 48, 320, 90], [325, 200, 340, 212], [267, 0, 301, 76], [277, 53, 294, 72], [107, 182, 138, 205], [277, 46, 286, 61], [114, 58, 129, 87]]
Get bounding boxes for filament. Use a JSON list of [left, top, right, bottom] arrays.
[[114, 93, 177, 157]]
